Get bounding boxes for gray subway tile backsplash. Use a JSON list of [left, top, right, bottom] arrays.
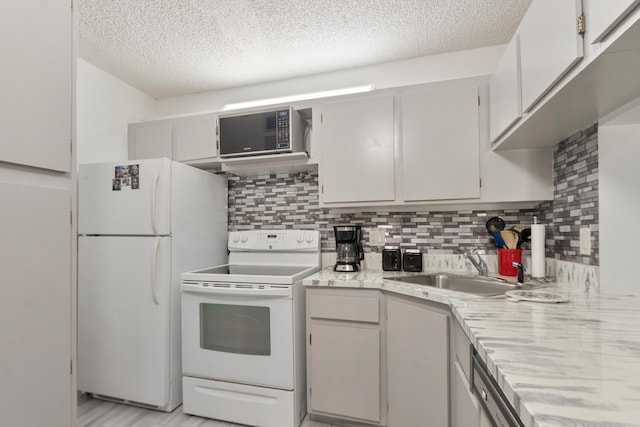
[[228, 123, 599, 266]]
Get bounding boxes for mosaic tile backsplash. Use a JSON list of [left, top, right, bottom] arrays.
[[228, 123, 599, 267]]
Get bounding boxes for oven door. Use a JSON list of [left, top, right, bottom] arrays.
[[181, 283, 295, 390]]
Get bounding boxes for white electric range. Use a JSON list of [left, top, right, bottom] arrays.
[[180, 229, 320, 427]]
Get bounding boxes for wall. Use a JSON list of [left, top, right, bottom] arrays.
[[228, 124, 600, 267], [153, 45, 503, 117], [599, 114, 640, 293], [538, 123, 599, 266], [76, 59, 156, 164]]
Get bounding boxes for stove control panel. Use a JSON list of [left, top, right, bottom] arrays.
[[229, 229, 319, 251]]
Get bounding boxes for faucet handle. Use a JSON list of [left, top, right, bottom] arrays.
[[511, 262, 525, 284]]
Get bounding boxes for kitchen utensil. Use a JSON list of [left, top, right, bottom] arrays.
[[492, 231, 507, 248], [509, 228, 521, 248], [486, 216, 507, 248], [500, 230, 519, 249], [485, 216, 505, 233], [517, 228, 531, 248]]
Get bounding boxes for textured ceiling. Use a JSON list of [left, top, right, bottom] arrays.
[[78, 0, 532, 99]]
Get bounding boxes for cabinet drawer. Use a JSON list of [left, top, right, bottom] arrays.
[[309, 294, 380, 323]]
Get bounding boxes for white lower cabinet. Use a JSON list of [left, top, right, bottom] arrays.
[[450, 319, 480, 427], [306, 289, 455, 427], [386, 296, 449, 427], [306, 289, 386, 425]]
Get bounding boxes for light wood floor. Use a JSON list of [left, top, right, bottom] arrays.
[[77, 393, 335, 427]]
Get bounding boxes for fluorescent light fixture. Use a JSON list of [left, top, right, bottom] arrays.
[[221, 85, 375, 111]]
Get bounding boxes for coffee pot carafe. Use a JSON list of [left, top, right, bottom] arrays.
[[333, 225, 364, 272]]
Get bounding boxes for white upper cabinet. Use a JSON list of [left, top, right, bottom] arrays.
[[128, 122, 173, 160], [319, 95, 395, 204], [315, 78, 552, 209], [586, 0, 640, 44], [0, 1, 72, 172], [173, 114, 218, 162], [401, 79, 480, 202], [489, 36, 522, 143], [129, 114, 219, 163], [518, 0, 584, 113]]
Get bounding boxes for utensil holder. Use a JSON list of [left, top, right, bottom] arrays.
[[497, 248, 522, 276]]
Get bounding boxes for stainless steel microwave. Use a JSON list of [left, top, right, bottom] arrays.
[[218, 107, 305, 158]]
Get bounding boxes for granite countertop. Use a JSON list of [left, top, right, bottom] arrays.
[[303, 267, 640, 427]]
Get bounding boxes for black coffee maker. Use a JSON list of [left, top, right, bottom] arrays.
[[334, 225, 364, 272]]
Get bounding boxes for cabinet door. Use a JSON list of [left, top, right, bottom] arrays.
[[320, 95, 395, 204], [128, 122, 173, 160], [0, 183, 72, 427], [174, 115, 218, 161], [309, 323, 381, 423], [0, 1, 72, 172], [387, 298, 449, 427], [586, 0, 640, 43], [519, 0, 583, 112], [402, 80, 480, 201], [489, 36, 521, 142], [451, 361, 480, 427]]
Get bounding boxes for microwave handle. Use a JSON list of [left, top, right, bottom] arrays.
[[181, 283, 291, 298]]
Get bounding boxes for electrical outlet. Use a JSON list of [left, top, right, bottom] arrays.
[[580, 226, 591, 255], [369, 229, 385, 247]]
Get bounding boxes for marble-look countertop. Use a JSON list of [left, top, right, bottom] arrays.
[[303, 267, 640, 427]]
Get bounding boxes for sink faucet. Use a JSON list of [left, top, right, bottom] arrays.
[[464, 249, 488, 276], [511, 261, 525, 284]]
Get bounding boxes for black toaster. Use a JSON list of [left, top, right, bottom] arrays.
[[402, 249, 423, 272], [382, 247, 401, 271]]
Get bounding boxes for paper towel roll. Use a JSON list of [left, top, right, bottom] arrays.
[[530, 223, 546, 278]]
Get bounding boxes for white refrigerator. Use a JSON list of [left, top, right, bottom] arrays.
[[77, 158, 228, 411]]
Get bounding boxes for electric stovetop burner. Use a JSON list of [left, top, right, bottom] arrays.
[[196, 264, 313, 277]]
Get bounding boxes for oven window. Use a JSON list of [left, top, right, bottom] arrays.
[[199, 303, 271, 356]]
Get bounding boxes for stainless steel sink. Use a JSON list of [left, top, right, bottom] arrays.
[[383, 273, 521, 296]]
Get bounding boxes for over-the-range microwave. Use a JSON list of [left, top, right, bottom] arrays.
[[218, 107, 306, 158]]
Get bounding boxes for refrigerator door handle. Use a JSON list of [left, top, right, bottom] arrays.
[[151, 237, 161, 305], [151, 170, 160, 235]]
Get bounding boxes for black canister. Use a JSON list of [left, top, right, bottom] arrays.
[[402, 249, 423, 272], [382, 246, 401, 271]]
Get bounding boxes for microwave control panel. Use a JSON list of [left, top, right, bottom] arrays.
[[276, 110, 290, 149]]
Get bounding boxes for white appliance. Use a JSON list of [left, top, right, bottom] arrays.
[[77, 158, 227, 412], [181, 229, 320, 427]]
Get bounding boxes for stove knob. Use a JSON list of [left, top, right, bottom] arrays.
[[232, 234, 240, 243], [241, 235, 248, 243], [297, 234, 304, 243], [306, 234, 314, 243]]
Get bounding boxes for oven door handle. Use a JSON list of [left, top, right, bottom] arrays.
[[181, 283, 291, 298]]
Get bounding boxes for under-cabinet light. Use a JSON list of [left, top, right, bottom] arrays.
[[221, 85, 375, 111]]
